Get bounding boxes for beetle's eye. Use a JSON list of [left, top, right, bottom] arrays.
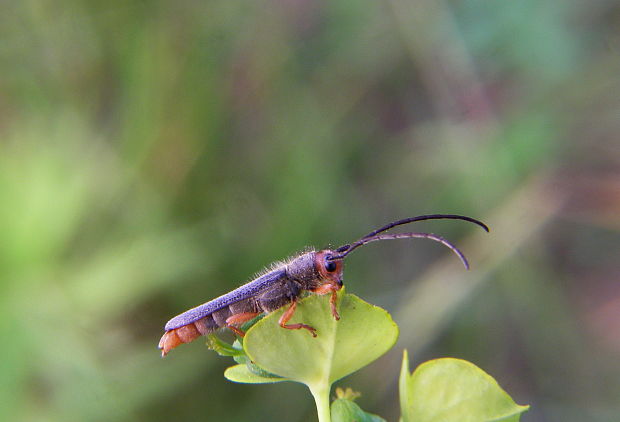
[[325, 261, 337, 272]]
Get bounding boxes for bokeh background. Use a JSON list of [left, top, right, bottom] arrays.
[[2, 1, 620, 421]]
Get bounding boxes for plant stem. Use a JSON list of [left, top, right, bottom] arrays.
[[309, 382, 331, 422]]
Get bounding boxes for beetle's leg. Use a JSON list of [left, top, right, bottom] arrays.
[[279, 300, 317, 337], [329, 290, 340, 321], [229, 326, 245, 337], [226, 312, 261, 337], [313, 284, 340, 321]]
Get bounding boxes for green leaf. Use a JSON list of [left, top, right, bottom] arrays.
[[399, 350, 413, 421], [242, 291, 399, 386], [206, 334, 245, 358], [223, 292, 398, 422], [331, 398, 386, 422], [224, 365, 287, 384], [400, 351, 529, 422], [211, 337, 286, 380]]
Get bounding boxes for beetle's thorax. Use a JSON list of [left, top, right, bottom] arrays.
[[286, 251, 320, 289]]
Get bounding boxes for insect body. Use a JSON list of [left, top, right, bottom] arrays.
[[159, 214, 488, 356]]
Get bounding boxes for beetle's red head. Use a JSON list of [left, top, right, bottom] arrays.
[[314, 250, 344, 289]]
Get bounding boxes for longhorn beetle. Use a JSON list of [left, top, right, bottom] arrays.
[[158, 214, 489, 356]]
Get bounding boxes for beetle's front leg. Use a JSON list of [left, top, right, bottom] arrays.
[[313, 284, 340, 321]]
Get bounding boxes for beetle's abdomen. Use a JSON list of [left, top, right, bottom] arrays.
[[159, 314, 219, 356], [159, 298, 263, 356]]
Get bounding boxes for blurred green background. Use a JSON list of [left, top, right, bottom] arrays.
[[2, 1, 619, 421]]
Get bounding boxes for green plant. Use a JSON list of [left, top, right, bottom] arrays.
[[214, 291, 528, 422]]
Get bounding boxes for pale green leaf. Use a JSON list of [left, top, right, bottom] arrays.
[[399, 350, 412, 421], [224, 365, 287, 384], [400, 353, 529, 422], [331, 398, 387, 422], [243, 292, 399, 386]]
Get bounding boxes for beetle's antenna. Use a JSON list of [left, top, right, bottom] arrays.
[[330, 232, 471, 269], [330, 214, 489, 268], [334, 214, 488, 254], [361, 214, 488, 239]]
